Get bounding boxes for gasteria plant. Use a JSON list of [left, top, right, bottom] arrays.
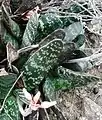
[[1, 0, 101, 119]]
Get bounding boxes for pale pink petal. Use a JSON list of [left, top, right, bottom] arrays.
[[25, 10, 34, 19], [40, 101, 57, 108], [30, 104, 40, 111], [23, 88, 32, 101], [17, 97, 32, 116], [33, 91, 41, 104]]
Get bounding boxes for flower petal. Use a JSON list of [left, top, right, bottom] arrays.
[[30, 104, 40, 111], [24, 108, 32, 117], [40, 101, 57, 108], [23, 10, 34, 20], [33, 91, 41, 104], [23, 88, 32, 101], [17, 97, 32, 117]]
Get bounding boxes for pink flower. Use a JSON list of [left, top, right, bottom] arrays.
[[17, 88, 56, 117]]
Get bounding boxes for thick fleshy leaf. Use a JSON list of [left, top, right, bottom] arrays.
[[22, 39, 63, 90], [61, 16, 78, 27], [22, 12, 39, 47], [43, 66, 101, 100], [0, 73, 17, 100], [39, 29, 65, 47], [2, 4, 21, 39], [4, 96, 21, 120], [37, 13, 63, 43], [0, 8, 6, 60], [3, 28, 19, 49], [73, 34, 85, 48], [61, 50, 92, 71], [6, 43, 19, 69], [58, 42, 77, 64], [57, 66, 100, 89], [15, 29, 65, 69], [64, 22, 85, 47]]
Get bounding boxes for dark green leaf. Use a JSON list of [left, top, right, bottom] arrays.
[[22, 39, 63, 90], [2, 4, 21, 39], [44, 67, 100, 100], [39, 29, 65, 47], [64, 22, 85, 47], [57, 67, 100, 88], [58, 42, 77, 64], [3, 28, 19, 49], [68, 3, 87, 13], [16, 29, 65, 69], [22, 12, 39, 47], [36, 13, 63, 43], [4, 96, 21, 120], [0, 113, 10, 120], [62, 50, 92, 71], [73, 34, 85, 47], [61, 17, 78, 27], [0, 74, 17, 100]]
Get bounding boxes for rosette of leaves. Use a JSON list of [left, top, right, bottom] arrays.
[[22, 39, 63, 90], [43, 66, 101, 100]]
